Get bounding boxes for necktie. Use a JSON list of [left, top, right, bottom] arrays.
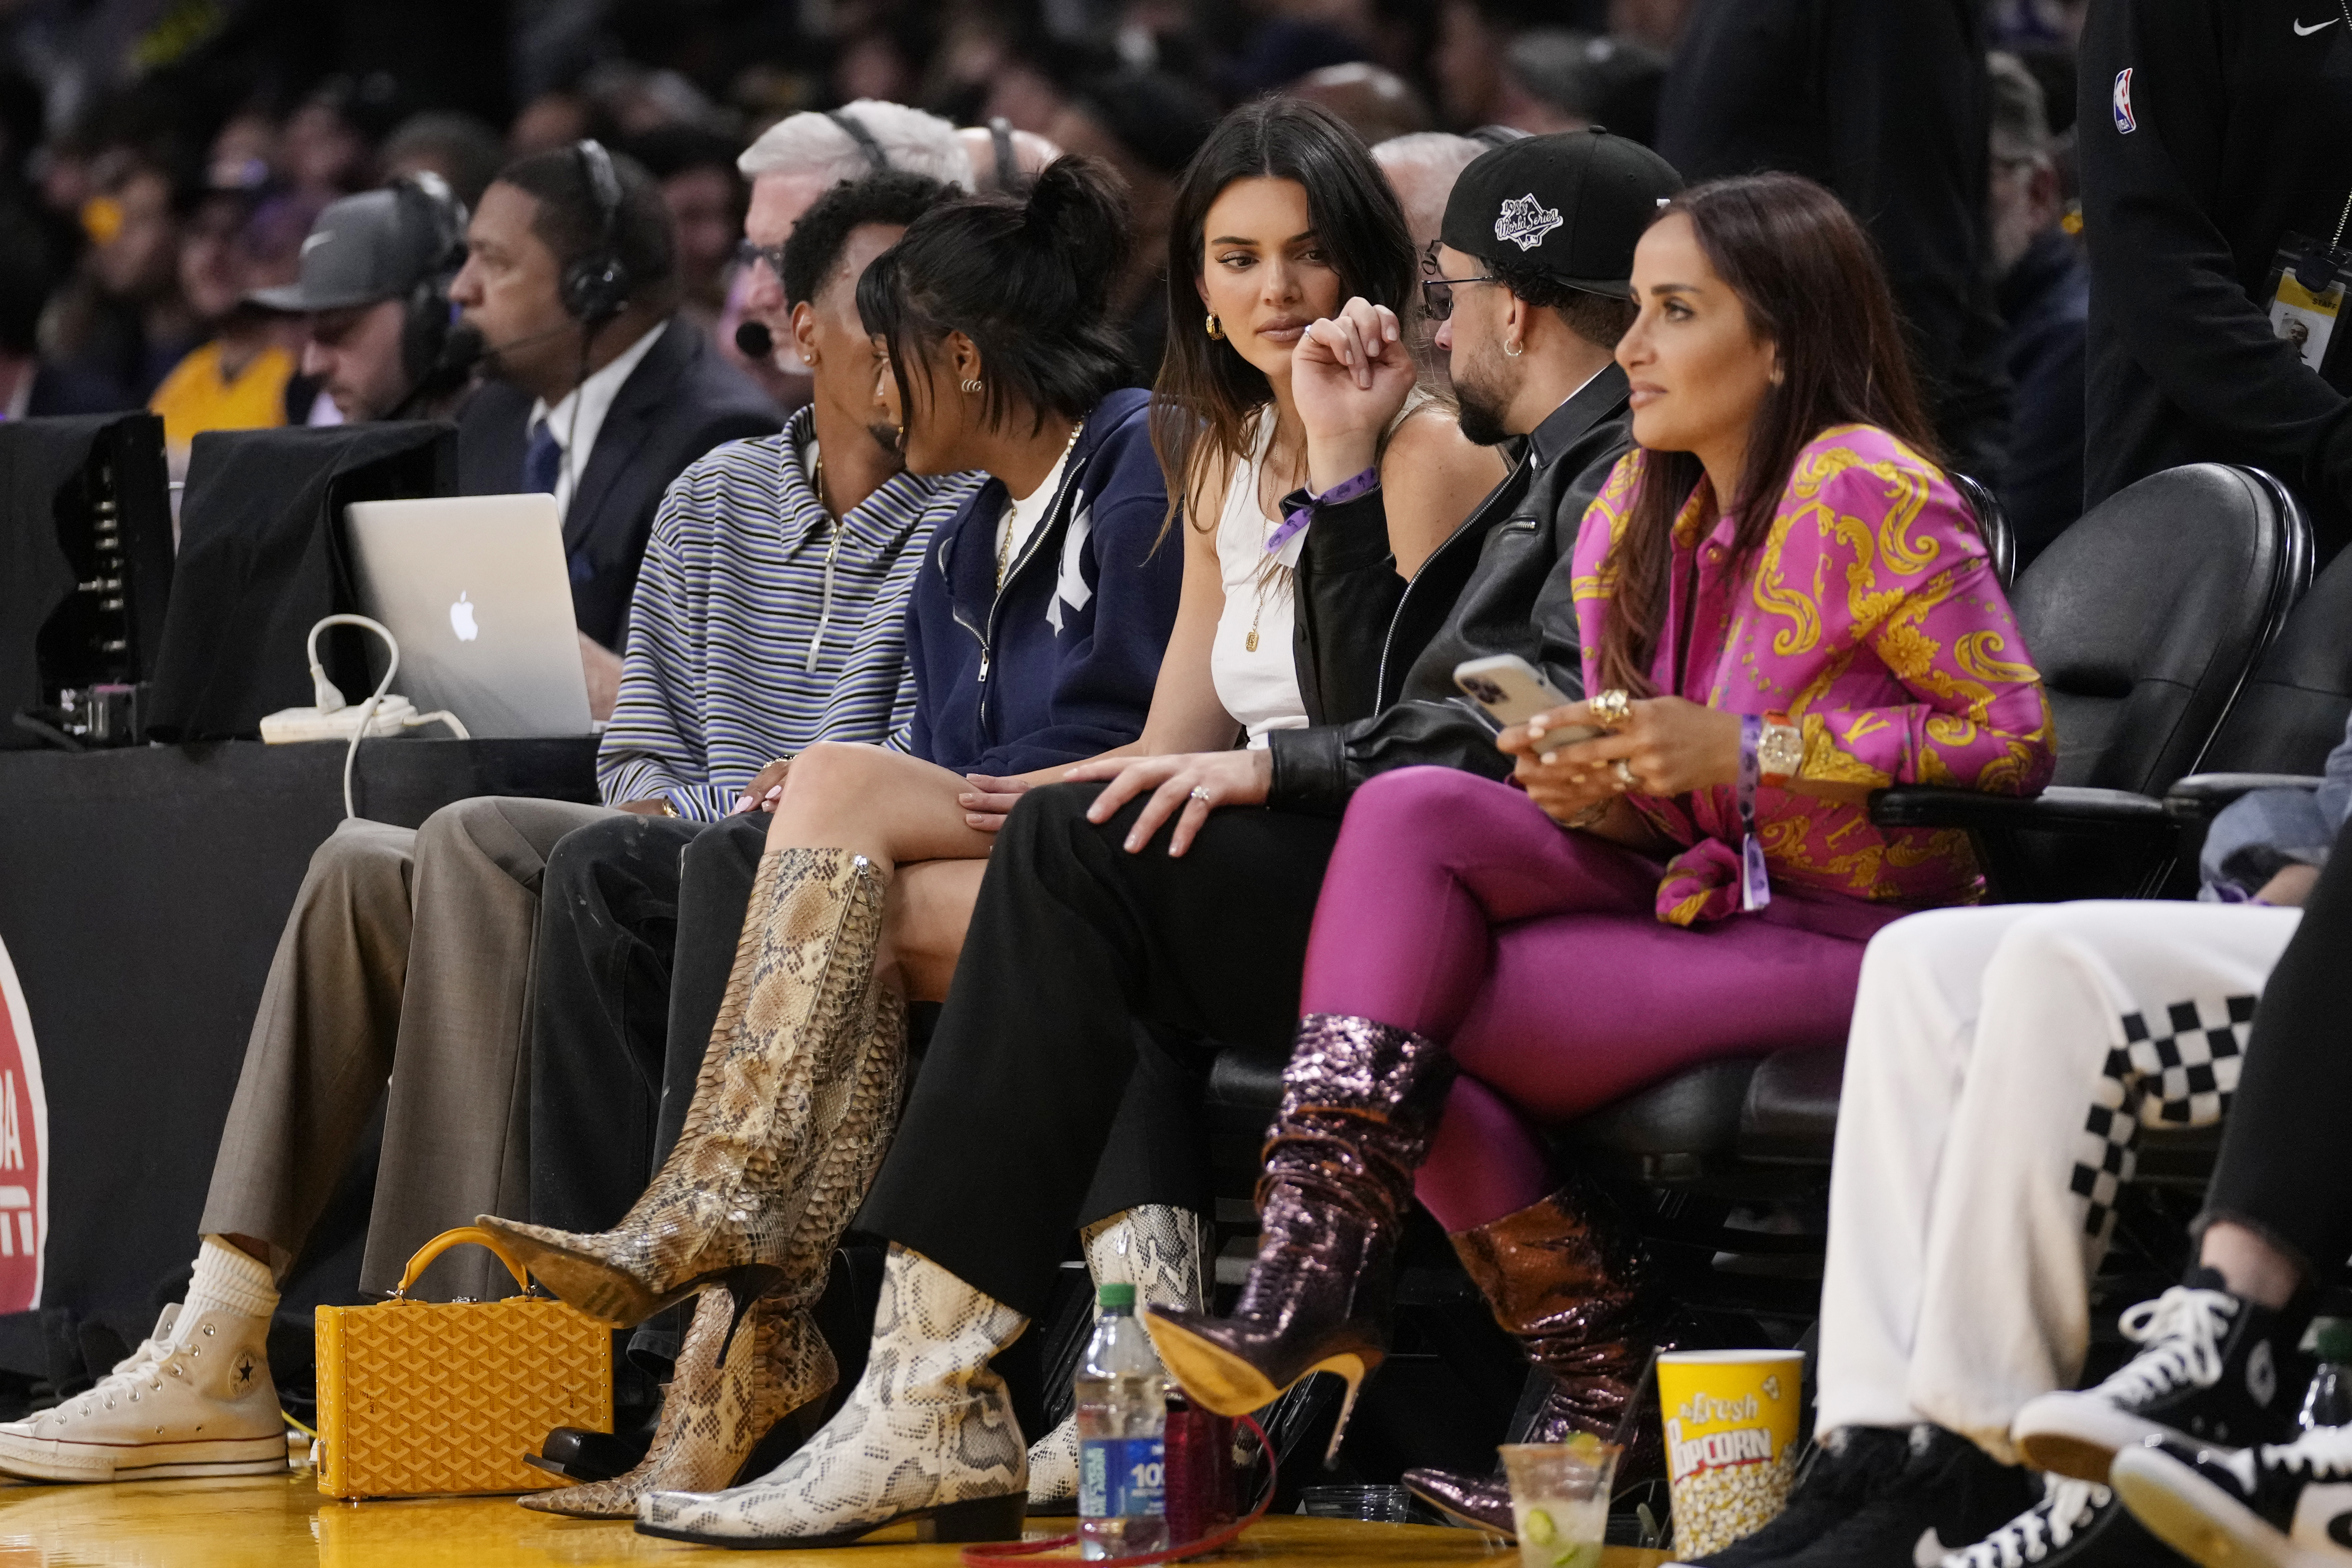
[[523, 418, 562, 495]]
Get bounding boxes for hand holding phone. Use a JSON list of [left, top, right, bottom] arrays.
[[1453, 655, 1600, 761]]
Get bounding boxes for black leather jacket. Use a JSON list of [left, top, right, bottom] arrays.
[[1269, 364, 1634, 814]]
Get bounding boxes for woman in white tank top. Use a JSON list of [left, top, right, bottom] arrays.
[[1007, 98, 1503, 846]]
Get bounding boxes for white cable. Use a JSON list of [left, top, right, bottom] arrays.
[[301, 614, 468, 820]]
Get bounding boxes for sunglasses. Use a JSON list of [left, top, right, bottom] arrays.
[[736, 237, 789, 279], [1420, 274, 1501, 322]]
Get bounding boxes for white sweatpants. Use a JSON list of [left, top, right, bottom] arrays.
[[1813, 900, 2302, 1464]]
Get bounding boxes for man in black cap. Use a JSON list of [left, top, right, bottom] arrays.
[[250, 173, 475, 423], [686, 130, 1681, 1550]]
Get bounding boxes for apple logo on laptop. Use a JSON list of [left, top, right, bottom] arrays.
[[450, 592, 480, 642]]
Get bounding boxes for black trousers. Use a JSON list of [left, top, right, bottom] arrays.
[[526, 811, 769, 1234], [2199, 810, 2352, 1284], [861, 782, 1344, 1320]]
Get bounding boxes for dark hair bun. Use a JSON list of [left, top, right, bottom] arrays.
[[1021, 155, 1132, 310]]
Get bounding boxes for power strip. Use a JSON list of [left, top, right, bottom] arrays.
[[260, 697, 419, 744]]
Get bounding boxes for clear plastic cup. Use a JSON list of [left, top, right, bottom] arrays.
[[1500, 1438, 1620, 1568]]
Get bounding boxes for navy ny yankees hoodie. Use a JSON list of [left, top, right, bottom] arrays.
[[905, 387, 1182, 776]]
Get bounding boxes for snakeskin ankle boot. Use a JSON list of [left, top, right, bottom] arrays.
[[522, 1280, 836, 1518], [1143, 1014, 1451, 1459], [1403, 1176, 1667, 1536], [635, 1243, 1029, 1547], [1027, 1205, 1216, 1511], [480, 847, 905, 1338]]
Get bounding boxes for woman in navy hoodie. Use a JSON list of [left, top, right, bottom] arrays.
[[478, 156, 1183, 1508]]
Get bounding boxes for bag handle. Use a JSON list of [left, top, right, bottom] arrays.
[[390, 1226, 533, 1301]]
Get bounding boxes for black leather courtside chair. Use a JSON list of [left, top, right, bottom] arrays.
[[1950, 471, 2016, 590]]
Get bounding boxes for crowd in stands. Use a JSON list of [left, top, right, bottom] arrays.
[[15, 1, 2352, 1566]]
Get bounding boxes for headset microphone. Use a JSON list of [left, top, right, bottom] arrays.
[[734, 320, 774, 359]]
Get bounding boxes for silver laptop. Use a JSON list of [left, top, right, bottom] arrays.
[[343, 494, 594, 738]]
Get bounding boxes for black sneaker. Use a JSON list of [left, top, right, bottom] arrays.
[[2012, 1271, 2311, 1483], [2112, 1427, 2352, 1567], [1934, 1478, 2195, 1568], [1671, 1426, 1912, 1567], [1772, 1425, 2037, 1568]]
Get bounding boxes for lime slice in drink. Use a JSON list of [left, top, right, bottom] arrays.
[[1551, 1544, 1602, 1568], [1521, 1509, 1557, 1546]]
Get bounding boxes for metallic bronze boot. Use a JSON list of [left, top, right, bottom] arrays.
[[523, 1283, 836, 1517], [480, 847, 905, 1338], [1143, 1014, 1451, 1459], [1402, 1174, 1667, 1536]]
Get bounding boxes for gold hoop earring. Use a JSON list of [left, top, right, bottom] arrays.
[[1204, 312, 1224, 340], [959, 377, 983, 393]]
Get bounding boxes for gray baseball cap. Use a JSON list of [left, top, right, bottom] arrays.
[[248, 183, 458, 312]]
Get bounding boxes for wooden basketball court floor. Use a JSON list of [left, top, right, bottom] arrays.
[[0, 1469, 1677, 1568]]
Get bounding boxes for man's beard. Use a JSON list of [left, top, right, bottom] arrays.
[[1453, 349, 1516, 447]]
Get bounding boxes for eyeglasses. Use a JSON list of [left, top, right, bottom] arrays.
[[736, 237, 789, 279], [1420, 274, 1501, 322]]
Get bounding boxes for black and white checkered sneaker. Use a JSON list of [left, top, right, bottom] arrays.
[[2011, 1270, 2308, 1484]]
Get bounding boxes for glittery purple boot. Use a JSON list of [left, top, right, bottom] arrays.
[[1142, 1014, 1451, 1460]]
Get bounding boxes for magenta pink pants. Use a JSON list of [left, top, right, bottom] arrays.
[[1300, 768, 1899, 1232]]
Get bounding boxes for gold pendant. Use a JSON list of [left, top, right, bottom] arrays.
[[1244, 629, 1259, 652]]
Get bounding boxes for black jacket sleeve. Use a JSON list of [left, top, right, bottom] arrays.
[[1265, 446, 1621, 814], [1287, 485, 1403, 728], [2079, 0, 2346, 484]]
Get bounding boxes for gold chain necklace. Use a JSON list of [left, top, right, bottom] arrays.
[[997, 418, 1085, 591]]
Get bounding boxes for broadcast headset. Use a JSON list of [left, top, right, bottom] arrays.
[[391, 170, 469, 392], [560, 137, 634, 328]]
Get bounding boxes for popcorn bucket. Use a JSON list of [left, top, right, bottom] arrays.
[[1656, 1349, 1804, 1558]]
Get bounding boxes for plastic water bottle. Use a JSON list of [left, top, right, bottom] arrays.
[[2301, 1318, 2352, 1430], [1077, 1282, 1168, 1560]]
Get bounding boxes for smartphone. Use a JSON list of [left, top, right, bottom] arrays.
[[1452, 655, 1599, 758]]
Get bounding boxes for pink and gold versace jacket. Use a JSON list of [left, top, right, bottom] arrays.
[[1572, 423, 2056, 924]]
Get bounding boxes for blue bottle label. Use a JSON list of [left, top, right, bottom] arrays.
[[1078, 1435, 1166, 1519]]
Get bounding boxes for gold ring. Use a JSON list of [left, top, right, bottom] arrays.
[[1589, 689, 1633, 730], [1612, 758, 1638, 789]]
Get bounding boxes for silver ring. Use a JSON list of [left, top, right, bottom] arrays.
[[1189, 786, 1212, 802], [1612, 759, 1638, 789]]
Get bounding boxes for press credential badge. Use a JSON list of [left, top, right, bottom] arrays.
[[2271, 252, 2344, 372]]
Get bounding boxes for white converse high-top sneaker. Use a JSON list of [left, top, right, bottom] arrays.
[[0, 1304, 285, 1482]]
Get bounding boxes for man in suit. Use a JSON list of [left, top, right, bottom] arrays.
[[449, 143, 779, 716]]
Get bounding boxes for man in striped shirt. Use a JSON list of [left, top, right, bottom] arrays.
[[524, 168, 981, 1256]]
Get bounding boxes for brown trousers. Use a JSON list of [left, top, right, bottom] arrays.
[[199, 796, 616, 1300]]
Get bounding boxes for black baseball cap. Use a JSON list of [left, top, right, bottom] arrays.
[[1439, 127, 1682, 294], [248, 183, 457, 313]]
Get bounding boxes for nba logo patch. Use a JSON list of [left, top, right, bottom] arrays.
[[2112, 68, 2137, 133]]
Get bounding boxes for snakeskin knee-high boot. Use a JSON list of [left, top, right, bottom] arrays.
[[1143, 1014, 1452, 1459], [1402, 1175, 1668, 1536], [523, 1286, 835, 1517], [636, 1243, 1030, 1547], [1027, 1205, 1216, 1511], [480, 847, 898, 1336], [521, 969, 910, 1517]]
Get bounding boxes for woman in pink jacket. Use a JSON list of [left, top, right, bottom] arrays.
[[1147, 172, 2058, 1528]]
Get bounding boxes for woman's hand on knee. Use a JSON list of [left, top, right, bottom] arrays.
[[1064, 749, 1272, 856], [956, 774, 1032, 833]]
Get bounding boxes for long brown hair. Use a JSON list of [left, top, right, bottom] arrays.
[[1148, 96, 1415, 539], [1594, 173, 1940, 697]]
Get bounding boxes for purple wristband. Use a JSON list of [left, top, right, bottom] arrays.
[[1264, 464, 1381, 554], [1738, 713, 1771, 913]]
